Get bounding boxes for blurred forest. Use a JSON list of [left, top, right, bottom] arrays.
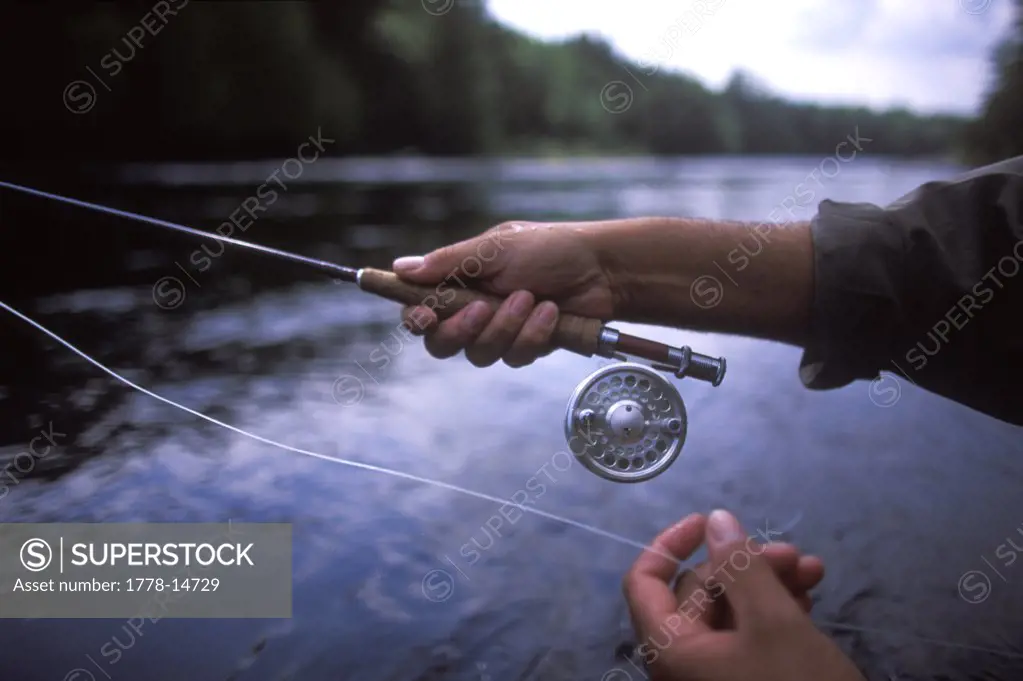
[[0, 0, 1018, 163], [965, 0, 1023, 164]]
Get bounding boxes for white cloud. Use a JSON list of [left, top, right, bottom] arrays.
[[485, 0, 1015, 114]]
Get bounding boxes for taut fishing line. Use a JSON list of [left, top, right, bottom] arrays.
[[0, 300, 678, 559], [0, 180, 728, 484], [3, 301, 1021, 661]]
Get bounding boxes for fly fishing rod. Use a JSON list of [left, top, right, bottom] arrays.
[[0, 179, 726, 483]]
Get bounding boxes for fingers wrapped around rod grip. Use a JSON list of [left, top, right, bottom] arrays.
[[357, 268, 603, 357]]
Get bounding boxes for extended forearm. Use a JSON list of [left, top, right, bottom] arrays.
[[577, 217, 814, 346]]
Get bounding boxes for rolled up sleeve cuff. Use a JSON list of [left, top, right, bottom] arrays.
[[799, 200, 908, 390]]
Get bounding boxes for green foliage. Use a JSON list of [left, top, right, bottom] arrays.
[[965, 0, 1023, 164], [0, 1, 986, 160]]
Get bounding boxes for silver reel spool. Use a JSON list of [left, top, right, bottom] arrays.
[[564, 362, 688, 483]]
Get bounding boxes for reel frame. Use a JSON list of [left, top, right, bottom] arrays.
[[564, 334, 725, 483], [564, 361, 690, 483]]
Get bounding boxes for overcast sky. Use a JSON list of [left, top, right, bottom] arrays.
[[485, 0, 1015, 115]]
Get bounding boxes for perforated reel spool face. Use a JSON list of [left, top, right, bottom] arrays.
[[564, 362, 688, 483]]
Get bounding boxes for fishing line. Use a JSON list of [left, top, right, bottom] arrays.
[[4, 301, 1019, 661], [0, 299, 679, 561], [0, 179, 728, 484], [0, 180, 349, 277]]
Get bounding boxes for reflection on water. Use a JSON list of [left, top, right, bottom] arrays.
[[2, 157, 1023, 680]]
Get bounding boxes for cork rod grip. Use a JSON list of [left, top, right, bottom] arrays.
[[358, 268, 603, 357]]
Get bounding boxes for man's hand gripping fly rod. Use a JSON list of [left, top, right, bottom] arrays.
[[0, 181, 726, 383], [393, 219, 813, 367]]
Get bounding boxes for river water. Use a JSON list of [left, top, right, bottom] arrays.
[[2, 156, 1022, 681]]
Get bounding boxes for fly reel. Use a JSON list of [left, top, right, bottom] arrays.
[[565, 363, 687, 483], [565, 342, 725, 483]]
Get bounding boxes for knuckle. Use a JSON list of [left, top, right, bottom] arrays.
[[466, 311, 523, 366], [516, 326, 548, 351], [402, 315, 425, 333], [441, 316, 472, 339], [493, 220, 525, 233], [410, 315, 436, 335], [508, 290, 535, 317], [402, 305, 429, 323], [492, 315, 522, 343], [510, 316, 551, 354], [436, 244, 461, 262]]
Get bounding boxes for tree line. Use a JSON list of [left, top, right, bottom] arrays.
[[964, 0, 1023, 165], [0, 0, 1017, 162]]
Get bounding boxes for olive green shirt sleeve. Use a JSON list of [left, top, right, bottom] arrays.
[[799, 155, 1023, 426]]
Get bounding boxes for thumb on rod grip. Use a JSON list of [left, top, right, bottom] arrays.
[[357, 268, 603, 357]]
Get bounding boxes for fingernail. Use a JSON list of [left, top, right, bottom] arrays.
[[668, 513, 697, 534], [408, 308, 431, 331], [707, 509, 743, 544], [393, 256, 425, 273], [537, 302, 558, 328], [463, 302, 490, 332], [510, 291, 532, 317]]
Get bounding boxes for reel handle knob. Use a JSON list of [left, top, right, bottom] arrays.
[[357, 268, 604, 357]]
